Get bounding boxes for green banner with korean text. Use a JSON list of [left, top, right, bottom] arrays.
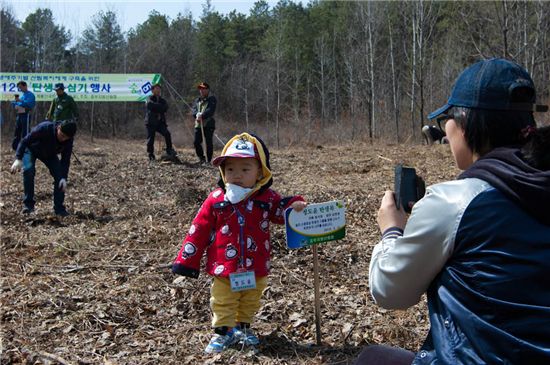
[[0, 73, 161, 102]]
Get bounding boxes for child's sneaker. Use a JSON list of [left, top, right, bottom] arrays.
[[204, 332, 236, 354], [234, 327, 260, 346]]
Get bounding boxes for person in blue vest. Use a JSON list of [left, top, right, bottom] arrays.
[[10, 120, 77, 216], [356, 59, 550, 364], [11, 81, 36, 151]]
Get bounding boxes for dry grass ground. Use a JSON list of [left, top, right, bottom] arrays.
[[1, 136, 459, 364]]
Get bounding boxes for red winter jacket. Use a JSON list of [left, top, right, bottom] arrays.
[[173, 187, 303, 279]]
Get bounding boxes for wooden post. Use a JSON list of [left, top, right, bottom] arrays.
[[198, 101, 207, 162], [200, 122, 207, 161], [90, 101, 94, 143], [312, 245, 322, 345]]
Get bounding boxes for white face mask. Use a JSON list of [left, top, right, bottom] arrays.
[[225, 183, 254, 204]]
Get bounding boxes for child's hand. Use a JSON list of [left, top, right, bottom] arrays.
[[291, 200, 308, 212]]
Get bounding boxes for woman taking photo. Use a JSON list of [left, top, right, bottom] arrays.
[[358, 58, 550, 364]]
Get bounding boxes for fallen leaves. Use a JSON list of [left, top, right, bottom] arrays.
[[1, 138, 457, 364]]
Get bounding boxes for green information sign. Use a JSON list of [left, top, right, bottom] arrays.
[[0, 73, 161, 102], [284, 200, 346, 249]]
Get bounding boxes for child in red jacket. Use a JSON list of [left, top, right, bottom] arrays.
[[173, 132, 306, 353]]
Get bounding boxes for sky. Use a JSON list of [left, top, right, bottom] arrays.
[[4, 0, 282, 36]]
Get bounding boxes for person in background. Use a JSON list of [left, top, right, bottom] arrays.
[[421, 124, 447, 145], [10, 120, 78, 217], [46, 83, 79, 122], [192, 82, 216, 165], [172, 133, 307, 354], [356, 58, 550, 364], [11, 81, 36, 151], [145, 83, 176, 161]]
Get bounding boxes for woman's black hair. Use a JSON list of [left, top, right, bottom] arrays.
[[451, 107, 536, 156], [450, 105, 549, 170]]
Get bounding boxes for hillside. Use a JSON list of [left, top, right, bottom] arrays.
[[1, 137, 459, 364]]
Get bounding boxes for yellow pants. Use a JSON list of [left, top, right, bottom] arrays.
[[210, 276, 268, 328]]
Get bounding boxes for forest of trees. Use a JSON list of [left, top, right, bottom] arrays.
[[2, 0, 549, 146]]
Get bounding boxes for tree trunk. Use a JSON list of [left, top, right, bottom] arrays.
[[294, 49, 301, 124], [333, 28, 339, 130], [244, 87, 249, 131], [418, 0, 425, 135], [307, 74, 312, 143], [410, 2, 418, 139], [367, 1, 375, 140], [265, 87, 270, 140], [388, 12, 399, 143], [276, 50, 281, 149], [91, 102, 95, 143]]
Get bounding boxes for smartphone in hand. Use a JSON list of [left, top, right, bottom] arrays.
[[394, 164, 425, 213]]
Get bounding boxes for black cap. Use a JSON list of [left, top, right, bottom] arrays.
[[197, 82, 209, 89], [59, 120, 77, 137], [54, 83, 65, 90]]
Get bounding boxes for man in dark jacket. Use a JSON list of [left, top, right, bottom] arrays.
[[192, 82, 217, 164], [46, 83, 79, 122], [145, 84, 176, 161], [10, 120, 77, 216]]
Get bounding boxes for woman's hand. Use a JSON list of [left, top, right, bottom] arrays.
[[377, 190, 408, 233], [291, 200, 308, 212]]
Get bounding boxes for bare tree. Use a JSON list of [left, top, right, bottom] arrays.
[[314, 34, 329, 127], [388, 8, 400, 142], [366, 2, 376, 139], [495, 0, 511, 58], [410, 1, 418, 139], [1, 7, 20, 72]]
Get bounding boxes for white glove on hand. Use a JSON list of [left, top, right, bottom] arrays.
[[59, 178, 67, 192], [10, 159, 22, 174], [196, 112, 202, 122]]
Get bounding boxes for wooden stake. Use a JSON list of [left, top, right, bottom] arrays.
[[90, 101, 94, 143], [313, 244, 322, 345], [198, 101, 207, 162]]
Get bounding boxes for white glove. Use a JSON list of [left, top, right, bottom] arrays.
[[10, 159, 22, 174], [196, 112, 202, 122], [58, 178, 67, 192]]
